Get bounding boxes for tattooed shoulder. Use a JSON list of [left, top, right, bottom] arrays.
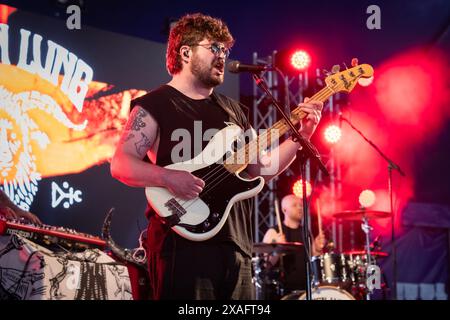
[[125, 106, 148, 131]]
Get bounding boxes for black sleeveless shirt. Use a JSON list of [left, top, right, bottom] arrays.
[[130, 85, 255, 257]]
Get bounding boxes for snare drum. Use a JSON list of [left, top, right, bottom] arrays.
[[281, 286, 355, 300], [311, 252, 351, 286]]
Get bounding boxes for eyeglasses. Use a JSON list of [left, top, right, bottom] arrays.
[[194, 43, 231, 59]]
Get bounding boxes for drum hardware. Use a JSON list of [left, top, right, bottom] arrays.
[[361, 215, 372, 299], [332, 210, 391, 221], [252, 208, 391, 300], [252, 255, 284, 300], [281, 286, 355, 300], [252, 242, 303, 300], [333, 209, 390, 300], [343, 250, 388, 258], [253, 242, 303, 255], [311, 252, 351, 288]]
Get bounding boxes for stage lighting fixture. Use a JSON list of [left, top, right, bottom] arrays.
[[359, 189, 376, 208], [292, 179, 312, 199], [291, 50, 311, 71], [324, 125, 342, 144]]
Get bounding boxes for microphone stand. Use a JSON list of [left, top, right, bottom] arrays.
[[339, 114, 405, 300], [253, 73, 329, 300]]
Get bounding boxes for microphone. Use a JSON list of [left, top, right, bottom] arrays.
[[227, 60, 268, 74], [338, 112, 343, 128]]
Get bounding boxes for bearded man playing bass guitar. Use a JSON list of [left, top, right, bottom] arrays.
[[111, 13, 322, 300]]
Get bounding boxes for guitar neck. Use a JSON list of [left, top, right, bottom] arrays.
[[225, 85, 335, 173]]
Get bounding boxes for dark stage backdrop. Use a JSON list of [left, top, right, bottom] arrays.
[[379, 202, 450, 300]]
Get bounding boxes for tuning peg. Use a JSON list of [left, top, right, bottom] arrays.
[[331, 64, 340, 73], [351, 58, 359, 67], [322, 69, 331, 76], [315, 69, 324, 85]]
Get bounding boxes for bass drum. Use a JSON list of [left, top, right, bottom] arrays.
[[281, 286, 355, 300]]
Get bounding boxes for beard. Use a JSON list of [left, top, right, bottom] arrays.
[[190, 54, 224, 87]]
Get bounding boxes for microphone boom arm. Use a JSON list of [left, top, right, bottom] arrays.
[[253, 73, 329, 176]]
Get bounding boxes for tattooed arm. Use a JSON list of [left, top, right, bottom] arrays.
[[111, 106, 165, 187], [110, 106, 204, 199]]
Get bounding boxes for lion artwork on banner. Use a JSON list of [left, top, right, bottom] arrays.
[[0, 18, 146, 211]]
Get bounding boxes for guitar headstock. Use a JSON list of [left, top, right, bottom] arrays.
[[325, 62, 374, 93]]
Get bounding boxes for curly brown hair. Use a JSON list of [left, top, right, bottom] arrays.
[[166, 13, 234, 75]]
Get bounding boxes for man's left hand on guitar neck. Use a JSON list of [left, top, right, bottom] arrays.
[[246, 97, 323, 182], [297, 97, 323, 140]]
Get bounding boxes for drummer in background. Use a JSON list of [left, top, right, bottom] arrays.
[[262, 194, 326, 293]]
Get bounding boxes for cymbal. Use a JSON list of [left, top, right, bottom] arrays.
[[344, 250, 389, 258], [253, 242, 303, 254], [333, 210, 391, 221]]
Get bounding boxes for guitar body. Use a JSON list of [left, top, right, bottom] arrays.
[[145, 124, 265, 241]]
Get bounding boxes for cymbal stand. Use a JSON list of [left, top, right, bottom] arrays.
[[361, 214, 373, 300], [340, 113, 405, 299]]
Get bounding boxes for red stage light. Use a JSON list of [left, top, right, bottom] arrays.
[[359, 189, 376, 208], [324, 125, 342, 144], [0, 4, 17, 24], [291, 50, 311, 70], [292, 179, 312, 198]]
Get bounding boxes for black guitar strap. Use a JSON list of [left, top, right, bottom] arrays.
[[211, 91, 251, 131]]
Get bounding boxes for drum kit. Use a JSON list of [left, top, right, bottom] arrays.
[[252, 209, 390, 300]]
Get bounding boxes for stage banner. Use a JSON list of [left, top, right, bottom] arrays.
[[0, 4, 239, 248]]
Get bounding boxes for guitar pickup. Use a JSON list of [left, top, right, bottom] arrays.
[[165, 198, 187, 215], [164, 198, 187, 222]]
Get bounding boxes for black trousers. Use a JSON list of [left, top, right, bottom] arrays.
[[148, 240, 255, 300]]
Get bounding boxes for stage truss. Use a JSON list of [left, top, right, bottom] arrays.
[[252, 51, 344, 245]]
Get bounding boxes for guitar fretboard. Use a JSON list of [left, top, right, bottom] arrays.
[[224, 86, 335, 173]]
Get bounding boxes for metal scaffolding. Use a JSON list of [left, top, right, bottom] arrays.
[[324, 94, 344, 249], [252, 51, 344, 244], [252, 51, 278, 243]]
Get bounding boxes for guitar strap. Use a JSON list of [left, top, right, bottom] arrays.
[[211, 91, 251, 131]]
